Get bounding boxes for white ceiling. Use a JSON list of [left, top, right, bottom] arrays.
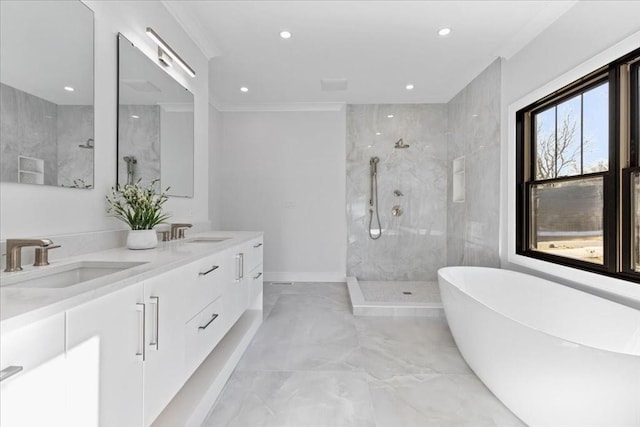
[[164, 0, 577, 110]]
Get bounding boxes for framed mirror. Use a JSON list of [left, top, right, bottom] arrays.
[[0, 0, 94, 189], [117, 34, 194, 197]]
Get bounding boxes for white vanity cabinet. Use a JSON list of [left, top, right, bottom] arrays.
[[245, 238, 264, 307], [0, 233, 263, 427], [142, 265, 191, 426], [66, 283, 144, 427], [0, 313, 67, 427]]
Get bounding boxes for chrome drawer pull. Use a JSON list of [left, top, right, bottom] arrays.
[[253, 272, 263, 279], [199, 265, 219, 276], [0, 366, 24, 382], [253, 243, 263, 248], [150, 296, 159, 350], [198, 313, 219, 330], [136, 303, 146, 361]]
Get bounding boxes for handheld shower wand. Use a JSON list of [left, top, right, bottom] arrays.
[[369, 157, 382, 240], [123, 156, 137, 185]]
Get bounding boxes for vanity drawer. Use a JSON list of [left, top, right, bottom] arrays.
[[184, 296, 226, 376], [249, 266, 264, 303], [185, 250, 233, 317], [1, 313, 67, 427], [241, 238, 263, 277]]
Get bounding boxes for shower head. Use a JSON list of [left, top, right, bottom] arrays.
[[394, 138, 410, 149], [78, 138, 94, 149], [370, 156, 380, 164], [123, 156, 137, 164]]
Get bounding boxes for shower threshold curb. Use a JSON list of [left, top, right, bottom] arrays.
[[346, 277, 444, 317]]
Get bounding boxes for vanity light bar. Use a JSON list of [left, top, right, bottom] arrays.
[[145, 27, 196, 78]]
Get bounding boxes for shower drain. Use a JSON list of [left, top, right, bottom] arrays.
[[402, 291, 413, 295]]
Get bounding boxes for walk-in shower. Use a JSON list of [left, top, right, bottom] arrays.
[[346, 105, 448, 316]]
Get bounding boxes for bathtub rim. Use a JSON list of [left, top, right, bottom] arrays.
[[437, 266, 640, 357]]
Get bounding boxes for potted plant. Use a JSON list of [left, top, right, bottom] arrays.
[[106, 179, 170, 249]]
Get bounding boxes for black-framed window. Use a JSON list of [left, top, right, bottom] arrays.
[[517, 47, 640, 282]]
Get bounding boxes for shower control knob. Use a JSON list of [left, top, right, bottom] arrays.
[[391, 205, 403, 217]]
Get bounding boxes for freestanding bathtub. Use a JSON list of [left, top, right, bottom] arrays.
[[438, 266, 640, 427]]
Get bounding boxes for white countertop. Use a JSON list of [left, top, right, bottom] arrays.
[[0, 230, 262, 333]]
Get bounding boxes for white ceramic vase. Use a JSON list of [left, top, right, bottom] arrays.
[[126, 229, 158, 250]]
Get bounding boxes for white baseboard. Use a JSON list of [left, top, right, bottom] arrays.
[[264, 272, 346, 283]]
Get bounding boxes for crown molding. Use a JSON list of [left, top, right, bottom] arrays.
[[161, 0, 221, 60]]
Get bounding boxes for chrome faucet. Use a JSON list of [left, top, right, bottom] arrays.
[[4, 239, 54, 272], [170, 223, 192, 240]]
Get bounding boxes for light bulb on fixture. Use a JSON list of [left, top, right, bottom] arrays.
[[438, 28, 451, 37], [240, 87, 249, 93], [146, 27, 196, 77], [405, 84, 414, 90], [280, 30, 292, 39], [64, 86, 75, 92]]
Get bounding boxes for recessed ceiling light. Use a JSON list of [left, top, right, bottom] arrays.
[[64, 86, 75, 92], [280, 30, 292, 39], [387, 115, 394, 118], [367, 145, 372, 148], [405, 84, 414, 90], [240, 87, 249, 93], [471, 114, 479, 118], [438, 28, 452, 37], [131, 115, 140, 119], [375, 132, 381, 135]]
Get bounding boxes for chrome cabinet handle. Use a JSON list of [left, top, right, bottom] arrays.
[[240, 253, 244, 279], [253, 243, 263, 248], [198, 314, 219, 330], [253, 272, 263, 280], [150, 296, 159, 350], [136, 303, 146, 361], [199, 265, 219, 276], [235, 254, 242, 282], [0, 366, 24, 382]]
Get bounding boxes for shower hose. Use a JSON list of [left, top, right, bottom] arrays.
[[369, 171, 382, 240]]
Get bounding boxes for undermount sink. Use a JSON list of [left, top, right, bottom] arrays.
[[186, 237, 231, 244], [1, 261, 147, 289]]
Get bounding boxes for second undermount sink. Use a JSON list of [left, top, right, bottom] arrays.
[[1, 261, 147, 289], [186, 237, 231, 244]]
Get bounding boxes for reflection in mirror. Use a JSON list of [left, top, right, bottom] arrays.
[[0, 0, 94, 189], [117, 34, 194, 197]]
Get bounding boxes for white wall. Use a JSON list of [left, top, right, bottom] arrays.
[[208, 104, 223, 229], [0, 1, 209, 240], [501, 1, 640, 307], [219, 110, 347, 281]]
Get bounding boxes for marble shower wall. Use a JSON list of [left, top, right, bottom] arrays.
[[0, 83, 94, 187], [1, 83, 58, 185], [347, 104, 448, 281], [446, 59, 502, 267], [57, 106, 94, 188], [117, 105, 161, 190]]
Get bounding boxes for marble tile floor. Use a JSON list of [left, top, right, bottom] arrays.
[[202, 282, 526, 427]]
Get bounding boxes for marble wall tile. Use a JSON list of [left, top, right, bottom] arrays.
[[347, 104, 448, 281], [446, 59, 502, 267], [1, 83, 58, 185], [117, 105, 161, 190], [57, 106, 94, 188]]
